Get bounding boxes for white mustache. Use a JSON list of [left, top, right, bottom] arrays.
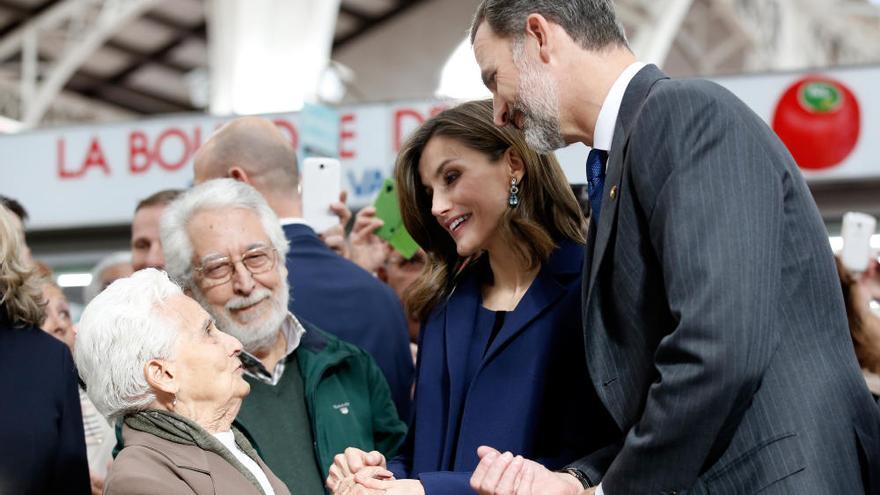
[[225, 288, 272, 311]]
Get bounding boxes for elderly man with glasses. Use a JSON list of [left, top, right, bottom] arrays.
[[158, 178, 406, 494]]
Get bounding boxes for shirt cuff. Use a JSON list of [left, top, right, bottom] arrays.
[[596, 483, 604, 495]]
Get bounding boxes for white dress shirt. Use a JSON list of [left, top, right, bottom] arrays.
[[591, 61, 647, 168], [592, 61, 646, 495]]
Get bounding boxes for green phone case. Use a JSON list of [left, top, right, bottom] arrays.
[[373, 178, 420, 259]]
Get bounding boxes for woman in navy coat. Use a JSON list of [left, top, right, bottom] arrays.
[[0, 204, 90, 495], [327, 100, 617, 494]]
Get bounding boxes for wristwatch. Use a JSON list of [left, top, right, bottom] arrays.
[[558, 467, 591, 489]]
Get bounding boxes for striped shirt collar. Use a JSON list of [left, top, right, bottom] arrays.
[[239, 312, 306, 386]]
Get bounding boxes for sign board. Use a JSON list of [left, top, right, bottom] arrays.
[[1, 65, 877, 230]]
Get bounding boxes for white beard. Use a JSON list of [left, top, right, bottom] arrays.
[[192, 279, 290, 354], [512, 38, 567, 154]]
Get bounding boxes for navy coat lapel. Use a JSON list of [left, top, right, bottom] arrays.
[[481, 241, 582, 364], [440, 273, 481, 466], [587, 65, 668, 297]]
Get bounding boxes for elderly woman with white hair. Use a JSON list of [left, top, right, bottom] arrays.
[[75, 268, 290, 495]]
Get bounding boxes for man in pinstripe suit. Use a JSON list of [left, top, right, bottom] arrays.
[[468, 1, 880, 494]]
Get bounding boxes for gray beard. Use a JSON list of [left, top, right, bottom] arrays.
[[191, 282, 290, 354], [512, 39, 567, 154]]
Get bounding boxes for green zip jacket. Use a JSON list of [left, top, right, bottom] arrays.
[[237, 320, 407, 477]]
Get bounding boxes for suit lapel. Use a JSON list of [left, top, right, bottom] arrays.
[[586, 65, 669, 299]]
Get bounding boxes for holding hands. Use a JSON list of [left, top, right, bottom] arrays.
[[326, 447, 425, 495], [469, 446, 592, 495]]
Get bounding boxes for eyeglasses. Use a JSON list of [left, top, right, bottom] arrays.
[[194, 246, 278, 286]]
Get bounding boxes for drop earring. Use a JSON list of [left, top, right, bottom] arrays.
[[508, 177, 520, 208]]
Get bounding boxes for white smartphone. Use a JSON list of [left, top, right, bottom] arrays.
[[301, 157, 342, 233], [841, 211, 876, 274]]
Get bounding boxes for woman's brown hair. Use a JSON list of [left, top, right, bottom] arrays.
[[0, 204, 45, 327], [395, 99, 585, 322], [835, 256, 880, 374]]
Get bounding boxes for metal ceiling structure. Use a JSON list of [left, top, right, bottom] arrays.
[[0, 0, 877, 129], [0, 0, 429, 127]]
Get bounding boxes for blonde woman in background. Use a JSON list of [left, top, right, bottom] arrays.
[[0, 204, 89, 495]]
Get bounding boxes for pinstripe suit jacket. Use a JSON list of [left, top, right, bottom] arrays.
[[570, 65, 880, 494]]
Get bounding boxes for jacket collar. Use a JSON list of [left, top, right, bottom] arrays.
[[587, 64, 668, 291], [441, 239, 582, 415]]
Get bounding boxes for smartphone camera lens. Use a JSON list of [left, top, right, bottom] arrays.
[[319, 163, 325, 169]]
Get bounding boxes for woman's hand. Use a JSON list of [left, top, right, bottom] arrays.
[[326, 447, 387, 492]]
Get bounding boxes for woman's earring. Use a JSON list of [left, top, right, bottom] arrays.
[[171, 394, 178, 409], [508, 177, 520, 208]]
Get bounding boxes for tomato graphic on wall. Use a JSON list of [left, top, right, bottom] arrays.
[[771, 76, 860, 171]]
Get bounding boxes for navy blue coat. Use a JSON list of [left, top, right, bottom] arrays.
[[282, 223, 414, 419], [388, 240, 617, 494], [0, 309, 90, 495]]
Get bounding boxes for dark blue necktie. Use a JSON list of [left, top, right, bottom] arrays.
[[586, 148, 608, 221]]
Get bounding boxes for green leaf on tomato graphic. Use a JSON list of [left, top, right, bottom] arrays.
[[772, 76, 860, 171]]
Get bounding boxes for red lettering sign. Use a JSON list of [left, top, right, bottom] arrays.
[[57, 136, 111, 179], [393, 109, 425, 153], [339, 113, 356, 159], [129, 130, 150, 174]]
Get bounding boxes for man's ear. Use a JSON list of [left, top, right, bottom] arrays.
[[144, 358, 178, 396], [228, 166, 252, 185], [525, 13, 554, 63], [505, 148, 526, 182]]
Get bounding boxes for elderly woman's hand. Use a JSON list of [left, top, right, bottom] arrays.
[[326, 447, 387, 492], [354, 470, 425, 495], [332, 466, 393, 495]]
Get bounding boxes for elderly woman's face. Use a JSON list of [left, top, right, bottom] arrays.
[[167, 294, 250, 409], [40, 284, 75, 352]]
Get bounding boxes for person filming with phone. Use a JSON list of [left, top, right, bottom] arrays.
[[836, 212, 880, 400]]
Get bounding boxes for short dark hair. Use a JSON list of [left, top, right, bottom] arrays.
[[470, 0, 628, 51], [0, 195, 28, 222], [135, 189, 184, 213]]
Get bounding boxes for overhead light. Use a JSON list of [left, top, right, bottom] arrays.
[[436, 37, 492, 100], [57, 273, 93, 288], [0, 115, 24, 133]]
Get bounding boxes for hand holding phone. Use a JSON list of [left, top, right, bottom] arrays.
[[373, 178, 420, 259], [301, 157, 342, 233], [841, 211, 877, 274]]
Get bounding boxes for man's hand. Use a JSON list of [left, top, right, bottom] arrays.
[[326, 447, 387, 492], [348, 206, 390, 274], [320, 191, 352, 258], [470, 446, 583, 495]]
